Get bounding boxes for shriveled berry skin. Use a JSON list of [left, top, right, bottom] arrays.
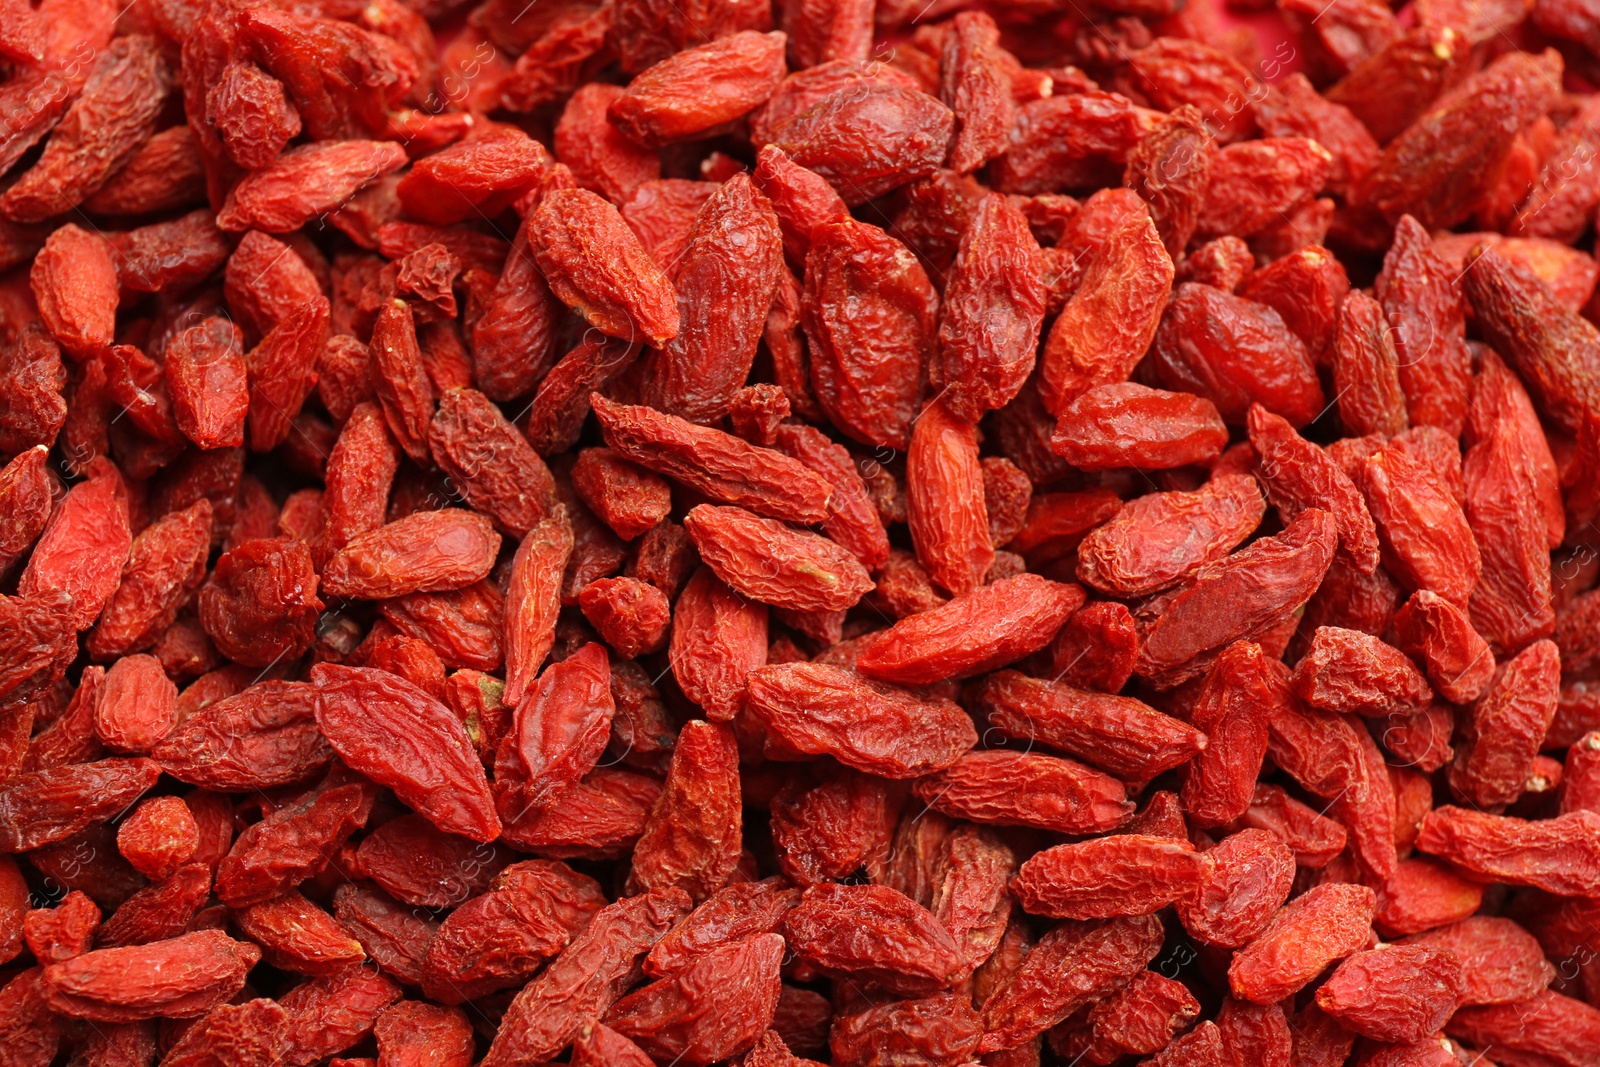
[[1356, 444, 1481, 608], [637, 174, 784, 425], [20, 465, 131, 633], [683, 504, 873, 613], [1402, 916, 1554, 1006], [978, 670, 1203, 782], [1197, 137, 1332, 240], [1180, 642, 1280, 829], [626, 720, 743, 903], [206, 60, 300, 172], [480, 890, 692, 1067], [1447, 989, 1600, 1067], [1012, 836, 1210, 920], [743, 662, 977, 777], [422, 859, 606, 1003], [1462, 246, 1600, 438], [1152, 283, 1326, 428], [311, 664, 499, 843], [39, 930, 261, 1022], [428, 388, 555, 540], [829, 995, 979, 1066], [855, 573, 1082, 684], [579, 577, 670, 659], [1135, 509, 1338, 688], [1292, 626, 1434, 717], [1376, 215, 1472, 436], [609, 31, 789, 148], [645, 880, 800, 978], [321, 510, 501, 600], [592, 396, 832, 524], [197, 537, 322, 668], [774, 84, 955, 205], [670, 566, 767, 722], [801, 218, 938, 451], [1316, 944, 1464, 1043], [1054, 969, 1200, 1064], [530, 188, 681, 347], [1374, 856, 1484, 938], [1078, 474, 1263, 598], [89, 498, 212, 661], [1447, 638, 1559, 808], [0, 447, 54, 582], [1229, 882, 1377, 1004], [31, 225, 119, 359], [1177, 829, 1294, 949], [605, 932, 783, 1065], [1417, 806, 1600, 895], [913, 750, 1134, 834], [1358, 49, 1560, 230], [493, 643, 614, 827], [772, 422, 888, 570], [784, 883, 963, 994], [1125, 104, 1213, 260], [1051, 383, 1229, 472], [935, 192, 1046, 421], [979, 914, 1166, 1053], [217, 140, 409, 233], [1248, 404, 1380, 572], [907, 399, 993, 597]]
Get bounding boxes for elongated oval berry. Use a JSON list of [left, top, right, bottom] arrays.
[[1077, 474, 1264, 598], [1315, 944, 1464, 1043], [1291, 626, 1434, 717], [783, 883, 963, 994], [321, 510, 501, 600], [609, 31, 789, 147], [855, 573, 1082, 685], [1050, 383, 1229, 472], [743, 662, 977, 778], [683, 504, 874, 613], [1136, 509, 1338, 688], [1176, 830, 1294, 949], [977, 670, 1205, 782], [979, 914, 1166, 1053], [1248, 403, 1380, 573], [637, 174, 784, 425], [907, 400, 992, 596], [1402, 916, 1554, 1007], [1356, 444, 1481, 607], [530, 188, 680, 347], [216, 140, 408, 233], [607, 934, 783, 1064], [935, 193, 1046, 421], [774, 84, 955, 205], [40, 930, 261, 1022], [772, 422, 889, 570], [1012, 835, 1210, 920], [1039, 213, 1174, 414], [626, 720, 743, 903], [154, 680, 331, 790], [311, 664, 500, 842], [670, 567, 768, 722], [592, 395, 833, 524], [801, 218, 937, 450], [1152, 283, 1326, 427], [494, 643, 613, 826], [912, 751, 1134, 835]]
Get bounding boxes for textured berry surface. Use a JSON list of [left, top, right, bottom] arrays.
[[0, 2, 1597, 1062]]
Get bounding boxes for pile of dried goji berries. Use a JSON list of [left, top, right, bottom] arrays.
[[5, 0, 1600, 1062]]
